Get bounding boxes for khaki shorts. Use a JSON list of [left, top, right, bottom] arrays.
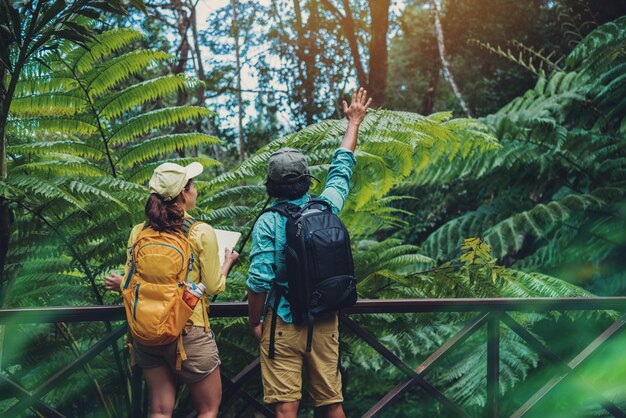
[[260, 311, 343, 407], [134, 326, 220, 384]]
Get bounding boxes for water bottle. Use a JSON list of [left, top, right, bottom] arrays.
[[182, 282, 206, 309]]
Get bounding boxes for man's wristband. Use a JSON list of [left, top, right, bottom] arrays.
[[248, 320, 261, 328]]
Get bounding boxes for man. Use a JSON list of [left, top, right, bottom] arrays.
[[247, 88, 371, 418]]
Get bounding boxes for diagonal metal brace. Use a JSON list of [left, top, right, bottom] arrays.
[[0, 374, 67, 417], [508, 314, 626, 418], [222, 357, 262, 400], [361, 312, 490, 417], [222, 357, 274, 418], [341, 314, 469, 418], [3, 325, 126, 417]]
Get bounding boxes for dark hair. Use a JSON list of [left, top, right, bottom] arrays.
[[145, 180, 193, 232], [265, 177, 311, 200]]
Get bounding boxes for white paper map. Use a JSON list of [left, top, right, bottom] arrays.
[[214, 229, 242, 266]]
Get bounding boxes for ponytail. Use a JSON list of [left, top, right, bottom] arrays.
[[145, 194, 184, 232], [144, 179, 193, 232]]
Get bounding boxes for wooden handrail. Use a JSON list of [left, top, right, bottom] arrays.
[[2, 297, 626, 324]]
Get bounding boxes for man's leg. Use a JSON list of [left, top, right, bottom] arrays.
[[275, 400, 300, 418], [314, 402, 345, 418], [306, 314, 344, 414], [260, 313, 305, 410]]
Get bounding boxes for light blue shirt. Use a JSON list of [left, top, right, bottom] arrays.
[[246, 147, 356, 323]]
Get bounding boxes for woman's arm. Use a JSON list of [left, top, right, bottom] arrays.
[[104, 224, 143, 292], [196, 224, 239, 295], [221, 248, 240, 277]]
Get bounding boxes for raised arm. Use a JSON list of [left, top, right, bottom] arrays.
[[340, 87, 372, 151]]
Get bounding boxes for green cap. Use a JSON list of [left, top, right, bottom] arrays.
[[267, 148, 312, 183]]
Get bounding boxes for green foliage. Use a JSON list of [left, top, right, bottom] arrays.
[[405, 17, 626, 296], [203, 109, 499, 238], [2, 7, 625, 418], [355, 17, 626, 415], [1, 25, 218, 417]]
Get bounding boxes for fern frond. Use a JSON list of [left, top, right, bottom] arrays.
[[116, 133, 220, 167], [6, 175, 86, 209], [567, 16, 626, 70], [8, 140, 105, 160], [84, 49, 172, 97], [11, 158, 109, 177], [501, 270, 595, 298], [108, 106, 212, 146], [485, 191, 611, 258], [99, 75, 204, 120], [13, 75, 79, 96], [9, 92, 87, 116], [126, 157, 220, 183], [7, 116, 98, 137], [71, 28, 144, 74]]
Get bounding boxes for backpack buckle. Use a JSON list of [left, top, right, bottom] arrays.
[[311, 290, 322, 307]]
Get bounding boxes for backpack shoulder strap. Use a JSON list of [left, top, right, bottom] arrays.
[[181, 218, 199, 237], [306, 197, 333, 212], [263, 202, 302, 219]]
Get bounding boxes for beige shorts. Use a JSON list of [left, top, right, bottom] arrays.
[[260, 311, 343, 407], [134, 326, 220, 384]]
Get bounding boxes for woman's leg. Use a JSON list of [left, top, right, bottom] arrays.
[[143, 366, 177, 418], [188, 366, 222, 418]]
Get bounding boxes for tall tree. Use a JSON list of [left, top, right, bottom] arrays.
[[320, 0, 391, 106], [292, 0, 322, 126], [368, 0, 391, 106], [231, 0, 245, 163], [429, 0, 472, 117]]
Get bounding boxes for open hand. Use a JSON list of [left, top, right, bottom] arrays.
[[343, 87, 372, 126], [104, 272, 123, 292]]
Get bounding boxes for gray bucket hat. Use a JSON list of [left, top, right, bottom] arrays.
[[267, 148, 318, 183]]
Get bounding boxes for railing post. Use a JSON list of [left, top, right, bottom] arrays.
[[487, 313, 500, 418], [131, 365, 143, 418]]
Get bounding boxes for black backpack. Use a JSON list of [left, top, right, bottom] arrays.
[[265, 198, 357, 358]]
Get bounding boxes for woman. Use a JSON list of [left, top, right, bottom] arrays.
[[105, 161, 239, 418]]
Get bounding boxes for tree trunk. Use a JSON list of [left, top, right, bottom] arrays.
[[171, 0, 191, 157], [421, 59, 440, 115], [231, 0, 245, 163], [368, 0, 390, 107], [430, 0, 472, 117], [305, 0, 321, 124], [320, 0, 367, 88], [172, 0, 191, 75], [0, 41, 12, 373], [190, 3, 210, 159], [293, 0, 320, 126], [0, 61, 12, 308], [340, 0, 367, 88]]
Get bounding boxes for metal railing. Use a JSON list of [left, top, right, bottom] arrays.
[[1, 297, 626, 418]]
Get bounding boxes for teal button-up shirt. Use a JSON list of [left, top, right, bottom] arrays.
[[246, 147, 356, 323]]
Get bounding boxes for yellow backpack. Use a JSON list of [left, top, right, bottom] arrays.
[[122, 218, 203, 369]]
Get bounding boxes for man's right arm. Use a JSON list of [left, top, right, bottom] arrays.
[[318, 88, 371, 214], [340, 87, 371, 152], [246, 214, 275, 341]]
